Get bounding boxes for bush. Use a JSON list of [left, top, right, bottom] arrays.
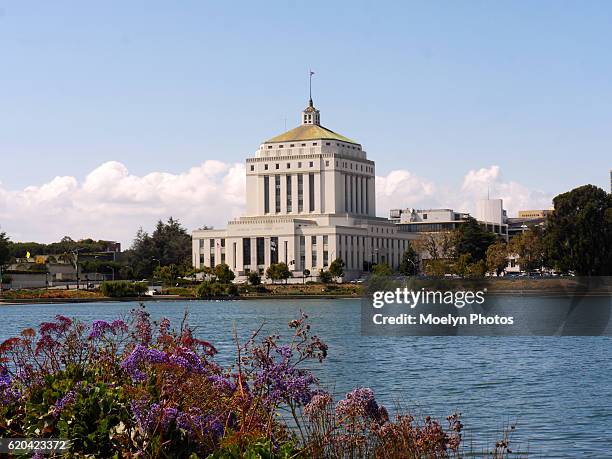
[[248, 271, 261, 286], [319, 269, 333, 283], [195, 280, 238, 298], [100, 281, 147, 297]]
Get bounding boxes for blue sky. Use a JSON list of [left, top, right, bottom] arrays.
[[1, 1, 611, 243]]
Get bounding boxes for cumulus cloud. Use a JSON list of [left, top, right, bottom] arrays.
[[375, 165, 553, 217], [0, 161, 553, 247], [0, 160, 246, 246]]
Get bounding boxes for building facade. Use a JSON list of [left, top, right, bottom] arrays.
[[192, 98, 418, 279]]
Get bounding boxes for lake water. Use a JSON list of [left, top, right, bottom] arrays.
[[1, 298, 610, 458]]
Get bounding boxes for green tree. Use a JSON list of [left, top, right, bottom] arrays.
[[399, 242, 419, 276], [454, 217, 496, 263], [544, 185, 612, 275], [318, 269, 333, 283], [453, 253, 472, 277], [424, 259, 453, 277], [154, 264, 181, 285], [266, 263, 290, 284], [0, 231, 10, 266], [214, 263, 235, 284], [247, 271, 261, 285], [328, 258, 345, 281], [371, 263, 393, 276], [510, 228, 545, 273], [486, 241, 508, 276], [128, 217, 192, 279]]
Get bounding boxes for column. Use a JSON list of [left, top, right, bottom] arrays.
[[264, 237, 271, 269], [304, 173, 311, 213], [305, 235, 313, 270], [356, 176, 362, 215], [250, 237, 257, 270], [280, 174, 287, 213], [317, 235, 324, 269], [314, 173, 321, 213], [291, 174, 299, 214], [269, 177, 275, 214]]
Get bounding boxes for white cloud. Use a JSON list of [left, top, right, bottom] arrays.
[[0, 161, 553, 247], [0, 160, 246, 246]]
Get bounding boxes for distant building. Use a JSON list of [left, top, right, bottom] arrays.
[[517, 210, 553, 219], [389, 199, 508, 239]]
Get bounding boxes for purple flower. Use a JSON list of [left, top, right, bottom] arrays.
[[89, 320, 111, 339], [169, 347, 206, 374], [0, 367, 20, 404], [132, 308, 152, 345], [53, 389, 77, 418], [335, 387, 382, 421], [208, 374, 237, 394], [121, 345, 168, 382], [131, 398, 162, 433], [110, 319, 129, 333]]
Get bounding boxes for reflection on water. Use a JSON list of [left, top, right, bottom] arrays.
[[1, 298, 611, 458]]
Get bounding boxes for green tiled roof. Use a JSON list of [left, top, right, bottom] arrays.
[[265, 124, 358, 144]]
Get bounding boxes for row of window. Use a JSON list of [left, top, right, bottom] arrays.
[[199, 235, 411, 271], [264, 174, 312, 213], [250, 161, 373, 173], [264, 142, 362, 151]]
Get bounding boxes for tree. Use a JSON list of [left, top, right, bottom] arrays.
[[424, 259, 452, 277], [417, 232, 454, 260], [266, 263, 290, 284], [454, 217, 496, 263], [510, 228, 545, 273], [214, 263, 235, 284], [399, 242, 419, 276], [328, 258, 345, 281], [486, 241, 508, 276], [129, 217, 192, 279], [0, 231, 10, 266], [318, 269, 333, 283], [544, 185, 612, 275], [248, 271, 261, 286], [302, 268, 310, 284], [371, 263, 393, 276], [154, 264, 181, 285]]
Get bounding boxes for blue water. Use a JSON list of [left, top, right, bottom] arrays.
[[1, 299, 611, 458]]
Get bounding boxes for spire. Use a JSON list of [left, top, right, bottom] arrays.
[[302, 70, 320, 125], [309, 70, 314, 107]]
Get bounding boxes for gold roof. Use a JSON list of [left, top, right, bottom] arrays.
[[265, 124, 358, 145]]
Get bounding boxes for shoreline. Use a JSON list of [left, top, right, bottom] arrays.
[[1, 289, 610, 305]]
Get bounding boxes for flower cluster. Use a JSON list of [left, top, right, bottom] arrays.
[[0, 366, 20, 404], [121, 345, 168, 382], [53, 389, 77, 418], [88, 319, 129, 339], [335, 387, 383, 422]]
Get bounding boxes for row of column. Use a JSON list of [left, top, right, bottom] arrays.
[[343, 174, 374, 215], [264, 173, 321, 214]]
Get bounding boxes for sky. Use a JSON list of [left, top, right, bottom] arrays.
[[1, 1, 611, 246]]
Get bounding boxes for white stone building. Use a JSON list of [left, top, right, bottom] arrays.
[[192, 98, 418, 280]]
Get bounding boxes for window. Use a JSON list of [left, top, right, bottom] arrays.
[[297, 174, 304, 212], [290, 144, 294, 147], [326, 142, 330, 146], [309, 173, 315, 212], [309, 161, 313, 167], [313, 142, 317, 146], [301, 143, 306, 146], [279, 144, 283, 148], [325, 160, 329, 166], [299, 236, 305, 270], [311, 236, 317, 267], [256, 237, 265, 265], [243, 238, 251, 266], [286, 175, 292, 212], [250, 165, 254, 171], [264, 176, 270, 213], [267, 145, 272, 149], [298, 162, 302, 168], [275, 175, 281, 213], [271, 237, 278, 264], [423, 214, 428, 220], [287, 163, 291, 169], [275, 163, 279, 170], [264, 164, 268, 170]]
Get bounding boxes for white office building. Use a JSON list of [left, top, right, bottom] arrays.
[[192, 97, 418, 279]]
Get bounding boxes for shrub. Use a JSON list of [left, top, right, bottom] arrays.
[[318, 269, 333, 283], [248, 271, 261, 285], [100, 281, 147, 297]]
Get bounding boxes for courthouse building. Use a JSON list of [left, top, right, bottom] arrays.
[[192, 97, 418, 280]]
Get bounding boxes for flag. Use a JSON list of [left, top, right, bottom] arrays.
[[310, 70, 315, 76]]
